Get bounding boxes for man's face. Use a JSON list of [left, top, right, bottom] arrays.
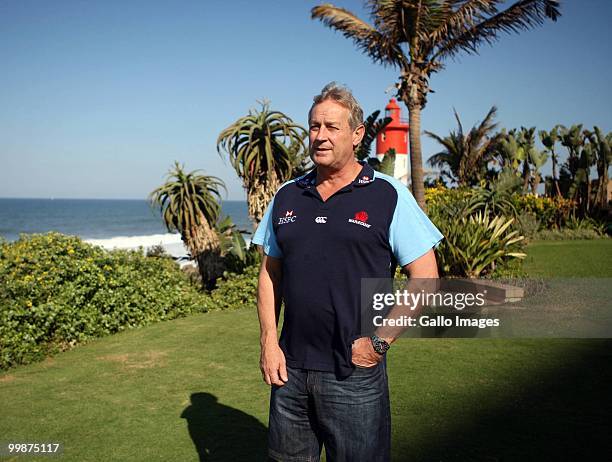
[[308, 99, 363, 169]]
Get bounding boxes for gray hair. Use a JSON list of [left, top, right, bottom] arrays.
[[310, 82, 364, 130]]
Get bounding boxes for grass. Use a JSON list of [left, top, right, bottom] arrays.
[[1, 240, 610, 461], [522, 238, 612, 277]]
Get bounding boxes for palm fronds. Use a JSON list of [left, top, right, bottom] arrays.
[[217, 101, 306, 225]]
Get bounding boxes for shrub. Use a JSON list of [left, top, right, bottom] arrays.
[[0, 232, 210, 370], [427, 186, 527, 278], [511, 194, 574, 229], [425, 185, 471, 210], [203, 264, 259, 311], [431, 211, 526, 278], [145, 244, 172, 258], [516, 212, 541, 242]]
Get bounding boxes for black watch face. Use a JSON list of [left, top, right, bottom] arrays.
[[371, 336, 389, 354]]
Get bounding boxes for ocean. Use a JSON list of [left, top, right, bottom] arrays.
[[0, 198, 251, 260]]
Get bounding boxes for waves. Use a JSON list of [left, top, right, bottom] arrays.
[[84, 232, 252, 268], [84, 233, 190, 265]]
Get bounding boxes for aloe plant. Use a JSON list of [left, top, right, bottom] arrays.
[[432, 210, 526, 278]]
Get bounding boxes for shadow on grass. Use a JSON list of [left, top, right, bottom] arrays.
[[395, 340, 612, 461], [181, 392, 268, 462]]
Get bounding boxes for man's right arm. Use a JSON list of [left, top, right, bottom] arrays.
[[257, 254, 288, 386]]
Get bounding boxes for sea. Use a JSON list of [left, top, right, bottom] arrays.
[[0, 198, 252, 262]]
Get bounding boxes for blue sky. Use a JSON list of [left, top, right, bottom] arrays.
[[1, 0, 610, 200]]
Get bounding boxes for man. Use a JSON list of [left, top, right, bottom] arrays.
[[252, 82, 443, 461]]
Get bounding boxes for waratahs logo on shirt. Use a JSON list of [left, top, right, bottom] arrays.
[[348, 210, 371, 228], [278, 210, 297, 225], [355, 211, 368, 222]]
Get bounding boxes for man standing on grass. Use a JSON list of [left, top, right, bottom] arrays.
[[252, 82, 443, 461]]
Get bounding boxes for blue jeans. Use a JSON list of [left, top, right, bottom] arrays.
[[268, 361, 391, 462]]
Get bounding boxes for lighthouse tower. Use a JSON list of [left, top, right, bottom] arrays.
[[376, 98, 409, 185]]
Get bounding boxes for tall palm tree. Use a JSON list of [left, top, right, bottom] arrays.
[[217, 101, 306, 226], [539, 126, 561, 197], [558, 124, 586, 208], [312, 0, 560, 208], [584, 127, 611, 210], [517, 126, 538, 193], [425, 106, 500, 187], [149, 161, 225, 288], [528, 147, 548, 195]]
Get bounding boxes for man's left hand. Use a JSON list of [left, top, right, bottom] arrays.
[[351, 337, 383, 367]]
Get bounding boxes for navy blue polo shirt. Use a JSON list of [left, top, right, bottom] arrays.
[[252, 161, 443, 377]]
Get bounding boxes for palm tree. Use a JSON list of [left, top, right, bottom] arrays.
[[539, 126, 561, 197], [149, 161, 225, 288], [312, 0, 560, 208], [217, 101, 306, 226], [558, 124, 586, 209], [517, 127, 538, 193], [584, 127, 612, 210], [528, 147, 548, 195], [425, 106, 500, 187]]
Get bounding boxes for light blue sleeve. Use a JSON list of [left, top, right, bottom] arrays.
[[251, 198, 283, 258], [388, 182, 444, 267]]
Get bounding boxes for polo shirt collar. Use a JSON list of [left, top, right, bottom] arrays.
[[296, 160, 375, 190]]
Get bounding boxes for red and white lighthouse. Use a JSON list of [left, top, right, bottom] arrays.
[[376, 98, 410, 185]]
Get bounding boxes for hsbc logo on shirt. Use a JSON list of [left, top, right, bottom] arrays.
[[278, 210, 297, 225]]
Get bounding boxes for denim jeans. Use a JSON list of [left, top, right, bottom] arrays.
[[268, 360, 391, 462]]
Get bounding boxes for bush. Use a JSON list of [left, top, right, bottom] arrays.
[[511, 194, 574, 229], [145, 244, 172, 258], [426, 186, 527, 278], [0, 232, 210, 370], [517, 212, 541, 242], [203, 264, 260, 311], [431, 210, 526, 278]]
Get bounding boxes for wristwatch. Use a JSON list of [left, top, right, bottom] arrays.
[[370, 334, 391, 355]]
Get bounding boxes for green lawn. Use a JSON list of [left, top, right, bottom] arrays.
[[522, 238, 612, 277], [1, 240, 610, 461]]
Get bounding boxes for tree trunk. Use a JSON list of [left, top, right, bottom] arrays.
[[184, 215, 222, 289], [522, 160, 530, 193], [248, 171, 280, 228], [407, 104, 426, 209], [551, 149, 562, 197]]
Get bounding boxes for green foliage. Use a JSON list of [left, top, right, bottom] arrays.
[[510, 194, 576, 229], [217, 100, 306, 224], [145, 244, 171, 258], [203, 264, 259, 311], [426, 184, 527, 277], [426, 106, 500, 186], [0, 232, 210, 370], [378, 148, 396, 176], [149, 161, 225, 237], [312, 0, 560, 208], [516, 212, 541, 241], [431, 210, 526, 278], [149, 161, 227, 288], [355, 110, 392, 161]]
